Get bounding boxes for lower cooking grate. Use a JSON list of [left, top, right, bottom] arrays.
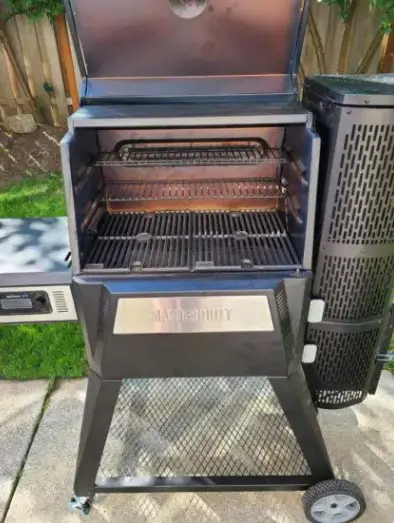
[[84, 211, 300, 271], [97, 377, 311, 480]]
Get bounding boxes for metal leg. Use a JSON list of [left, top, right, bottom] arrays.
[[73, 371, 121, 498], [270, 369, 335, 483]]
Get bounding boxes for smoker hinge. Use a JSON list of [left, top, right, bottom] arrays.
[[308, 300, 325, 323]]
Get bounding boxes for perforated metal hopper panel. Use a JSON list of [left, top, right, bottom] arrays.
[[316, 255, 394, 322], [306, 102, 394, 409], [98, 377, 311, 481], [306, 324, 381, 408], [314, 122, 394, 322], [326, 124, 394, 247]]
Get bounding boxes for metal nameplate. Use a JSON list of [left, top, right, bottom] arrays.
[[114, 295, 274, 334]]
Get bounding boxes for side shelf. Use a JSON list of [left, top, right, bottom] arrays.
[[0, 217, 77, 323]]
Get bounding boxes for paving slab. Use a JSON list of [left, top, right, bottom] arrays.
[[0, 380, 48, 520], [4, 373, 394, 523]]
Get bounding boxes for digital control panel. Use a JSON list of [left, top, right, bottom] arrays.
[[0, 291, 52, 316]]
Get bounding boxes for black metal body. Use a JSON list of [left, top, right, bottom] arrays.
[[60, 97, 335, 495], [59, 1, 391, 511]]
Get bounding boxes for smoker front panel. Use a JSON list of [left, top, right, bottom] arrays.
[[98, 377, 311, 481], [73, 273, 308, 379]]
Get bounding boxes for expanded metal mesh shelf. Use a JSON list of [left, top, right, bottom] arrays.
[[105, 178, 281, 202], [95, 141, 289, 168], [84, 210, 300, 272], [98, 377, 311, 480]]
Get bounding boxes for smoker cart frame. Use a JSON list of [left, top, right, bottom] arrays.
[[63, 104, 364, 523]]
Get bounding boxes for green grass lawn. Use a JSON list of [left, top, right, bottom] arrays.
[[0, 173, 87, 379]]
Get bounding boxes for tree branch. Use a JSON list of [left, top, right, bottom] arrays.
[[338, 0, 359, 73], [308, 9, 327, 73], [356, 29, 383, 73]]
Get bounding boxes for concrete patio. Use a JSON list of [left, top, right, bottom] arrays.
[[0, 372, 393, 523]]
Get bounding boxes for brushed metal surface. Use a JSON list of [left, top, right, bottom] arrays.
[[70, 0, 303, 79], [114, 295, 274, 334], [0, 218, 70, 274], [69, 103, 309, 130]]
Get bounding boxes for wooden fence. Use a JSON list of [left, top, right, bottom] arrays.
[[0, 2, 393, 127], [0, 15, 81, 126], [301, 1, 391, 75]]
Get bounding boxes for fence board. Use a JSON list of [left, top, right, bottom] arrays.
[[4, 18, 30, 114], [302, 2, 386, 76], [14, 16, 50, 123], [35, 18, 68, 126], [0, 44, 16, 120], [67, 23, 82, 95]]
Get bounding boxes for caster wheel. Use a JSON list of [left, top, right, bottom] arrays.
[[70, 495, 92, 516], [303, 480, 366, 523]]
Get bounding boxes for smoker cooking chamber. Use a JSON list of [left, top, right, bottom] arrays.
[[66, 123, 316, 274]]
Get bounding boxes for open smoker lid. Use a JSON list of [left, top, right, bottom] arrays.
[[66, 0, 309, 102]]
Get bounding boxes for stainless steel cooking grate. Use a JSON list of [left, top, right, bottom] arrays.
[[97, 377, 311, 480], [105, 178, 281, 202], [84, 211, 300, 271], [95, 141, 289, 168]]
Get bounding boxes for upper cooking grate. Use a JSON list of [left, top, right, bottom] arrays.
[[95, 141, 289, 168]]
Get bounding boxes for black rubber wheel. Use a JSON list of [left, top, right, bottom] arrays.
[[70, 496, 92, 516], [303, 480, 366, 523], [82, 501, 91, 516]]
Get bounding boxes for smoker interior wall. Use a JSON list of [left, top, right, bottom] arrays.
[[61, 130, 101, 273], [282, 126, 320, 269]]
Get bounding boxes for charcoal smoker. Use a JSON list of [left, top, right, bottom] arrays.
[[0, 1, 393, 522]]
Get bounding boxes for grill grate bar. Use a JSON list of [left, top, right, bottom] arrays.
[[84, 211, 300, 271], [95, 143, 289, 168], [105, 178, 281, 202]]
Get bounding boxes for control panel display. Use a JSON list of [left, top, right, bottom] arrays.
[[0, 291, 52, 315], [1, 298, 32, 310]]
